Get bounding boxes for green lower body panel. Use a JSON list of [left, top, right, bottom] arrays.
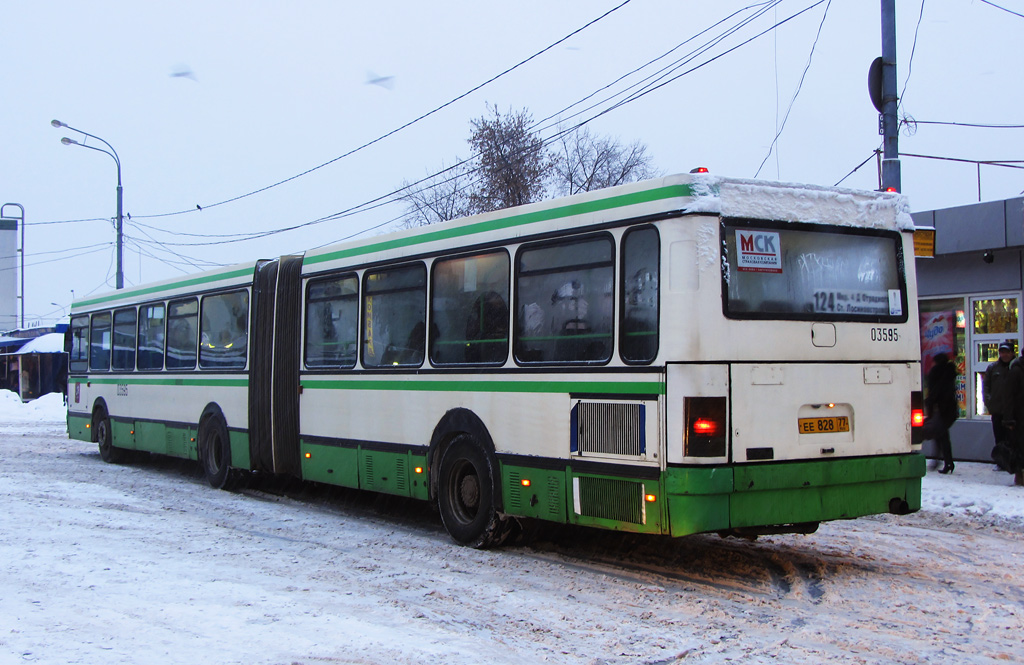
[[68, 413, 91, 442], [299, 440, 429, 500], [665, 454, 925, 537]]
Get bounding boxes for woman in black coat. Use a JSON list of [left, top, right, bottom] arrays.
[[926, 353, 958, 474]]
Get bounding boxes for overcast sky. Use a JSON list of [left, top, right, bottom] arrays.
[[2, 0, 1022, 325]]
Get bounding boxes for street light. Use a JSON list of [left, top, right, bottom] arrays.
[[51, 119, 124, 290]]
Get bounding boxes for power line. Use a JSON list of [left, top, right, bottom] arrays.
[[911, 120, 1024, 129], [979, 0, 1024, 19], [141, 1, 819, 250], [755, 0, 832, 178], [898, 0, 927, 108], [833, 150, 881, 187], [128, 0, 635, 222], [900, 152, 1024, 169]]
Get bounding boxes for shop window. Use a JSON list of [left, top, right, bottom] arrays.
[[919, 298, 966, 419], [971, 297, 1019, 417]]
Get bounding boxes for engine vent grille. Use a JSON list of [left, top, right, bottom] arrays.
[[572, 402, 646, 456], [574, 476, 645, 524]]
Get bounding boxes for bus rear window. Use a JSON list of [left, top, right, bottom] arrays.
[[723, 221, 907, 322]]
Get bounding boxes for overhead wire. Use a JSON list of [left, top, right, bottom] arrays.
[[979, 0, 1024, 19], [755, 0, 832, 178], [128, 0, 635, 222]]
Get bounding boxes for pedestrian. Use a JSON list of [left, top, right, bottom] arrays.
[[1004, 352, 1024, 486], [984, 341, 1015, 447], [926, 352, 958, 474]]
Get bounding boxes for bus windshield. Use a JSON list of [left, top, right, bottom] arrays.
[[723, 220, 907, 322]]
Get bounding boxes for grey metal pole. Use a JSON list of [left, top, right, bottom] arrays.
[[1, 203, 25, 328], [880, 0, 901, 192], [52, 120, 124, 289], [116, 184, 123, 289]]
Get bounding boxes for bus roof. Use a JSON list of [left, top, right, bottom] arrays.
[[69, 174, 910, 313]]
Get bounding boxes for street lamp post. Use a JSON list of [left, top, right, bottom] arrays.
[[51, 119, 124, 290]]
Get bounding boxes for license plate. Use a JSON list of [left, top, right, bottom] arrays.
[[798, 416, 850, 434]]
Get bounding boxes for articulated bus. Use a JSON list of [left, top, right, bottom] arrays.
[[67, 174, 925, 547]]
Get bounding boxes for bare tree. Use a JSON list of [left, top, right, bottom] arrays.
[[396, 107, 658, 228], [467, 105, 552, 213], [397, 160, 475, 229], [552, 125, 658, 196]]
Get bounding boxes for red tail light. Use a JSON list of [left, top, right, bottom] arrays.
[[911, 409, 925, 428], [693, 418, 719, 436], [685, 397, 727, 458]]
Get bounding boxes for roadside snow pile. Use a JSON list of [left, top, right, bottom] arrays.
[[0, 390, 66, 424]]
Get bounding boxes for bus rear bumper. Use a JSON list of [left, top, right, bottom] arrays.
[[665, 453, 925, 537]]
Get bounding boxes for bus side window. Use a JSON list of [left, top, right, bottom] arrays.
[[362, 264, 426, 368], [90, 312, 112, 371], [137, 303, 166, 371], [430, 252, 510, 366], [199, 291, 249, 370], [515, 235, 614, 364], [69, 315, 90, 373], [111, 308, 138, 371], [621, 226, 660, 364], [166, 298, 199, 370], [305, 275, 358, 369]]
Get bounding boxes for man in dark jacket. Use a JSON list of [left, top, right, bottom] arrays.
[[1004, 354, 1024, 486], [984, 341, 1015, 446], [926, 353, 958, 474]]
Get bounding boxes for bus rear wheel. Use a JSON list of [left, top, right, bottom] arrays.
[[437, 435, 510, 548], [95, 408, 123, 464], [199, 415, 237, 490]]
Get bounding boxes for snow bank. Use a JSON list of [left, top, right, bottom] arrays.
[[0, 390, 66, 423]]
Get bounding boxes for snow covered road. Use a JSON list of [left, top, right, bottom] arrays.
[[1, 395, 1022, 664]]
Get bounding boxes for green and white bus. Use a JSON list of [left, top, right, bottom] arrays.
[[67, 173, 926, 547]]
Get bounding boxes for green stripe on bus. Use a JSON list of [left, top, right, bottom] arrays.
[[70, 377, 249, 388], [302, 379, 664, 395], [71, 184, 694, 311], [73, 266, 255, 309], [305, 184, 694, 266]]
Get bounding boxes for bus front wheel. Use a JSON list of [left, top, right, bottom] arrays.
[[199, 415, 236, 490], [95, 408, 123, 464], [437, 435, 510, 548]]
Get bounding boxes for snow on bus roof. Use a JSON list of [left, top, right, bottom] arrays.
[[685, 173, 913, 231]]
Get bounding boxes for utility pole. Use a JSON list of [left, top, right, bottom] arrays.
[[880, 0, 901, 192]]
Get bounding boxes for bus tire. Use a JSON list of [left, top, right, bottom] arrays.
[[437, 434, 509, 548], [199, 415, 236, 490], [95, 407, 124, 464]]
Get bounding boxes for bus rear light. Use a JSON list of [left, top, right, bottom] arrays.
[[685, 396, 727, 458], [414, 466, 424, 474], [692, 418, 718, 436], [645, 494, 657, 503], [911, 390, 924, 445]]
